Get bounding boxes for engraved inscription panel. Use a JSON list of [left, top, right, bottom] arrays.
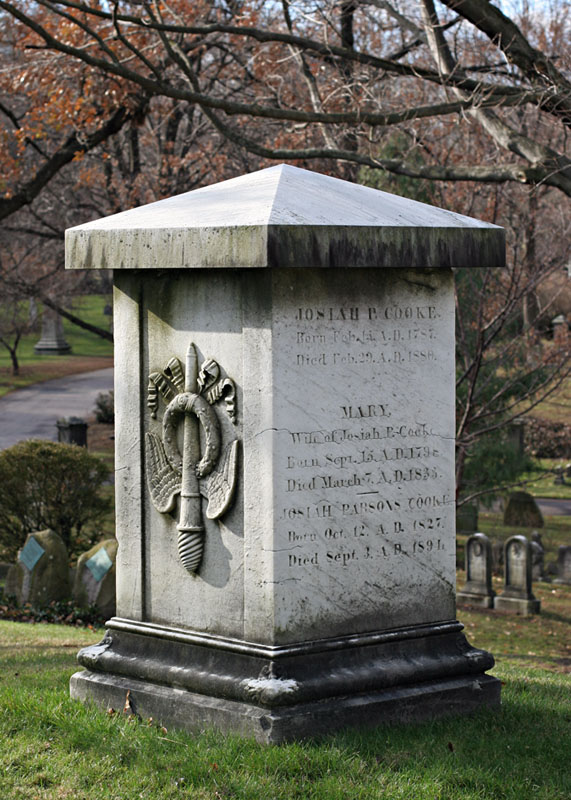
[[506, 541, 527, 590], [271, 269, 456, 640], [469, 541, 486, 584]]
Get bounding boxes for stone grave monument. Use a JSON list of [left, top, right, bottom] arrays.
[[494, 535, 540, 615], [457, 533, 495, 608], [73, 539, 118, 618], [34, 307, 71, 354], [5, 529, 70, 606], [503, 491, 543, 528], [554, 545, 571, 585], [66, 165, 503, 742]]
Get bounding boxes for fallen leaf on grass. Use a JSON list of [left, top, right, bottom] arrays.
[[123, 690, 135, 715]]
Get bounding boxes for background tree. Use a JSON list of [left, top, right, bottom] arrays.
[[0, 0, 569, 500]]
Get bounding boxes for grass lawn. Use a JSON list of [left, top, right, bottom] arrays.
[[526, 376, 571, 425], [510, 459, 571, 501], [0, 296, 113, 398], [0, 577, 569, 800]]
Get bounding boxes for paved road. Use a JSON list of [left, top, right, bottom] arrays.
[[0, 368, 114, 450], [536, 498, 571, 517]]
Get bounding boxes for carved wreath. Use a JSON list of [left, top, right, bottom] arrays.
[[145, 342, 239, 574]]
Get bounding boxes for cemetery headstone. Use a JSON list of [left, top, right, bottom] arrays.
[[553, 466, 565, 486], [34, 307, 71, 354], [554, 545, 571, 585], [56, 417, 89, 447], [73, 539, 118, 618], [457, 533, 495, 608], [508, 419, 525, 456], [494, 535, 540, 615], [65, 164, 503, 742], [503, 491, 544, 528], [4, 530, 70, 606]]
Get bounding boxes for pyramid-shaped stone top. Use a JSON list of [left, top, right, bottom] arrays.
[[65, 164, 504, 270]]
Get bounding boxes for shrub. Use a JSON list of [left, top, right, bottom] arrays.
[[94, 390, 114, 423], [0, 596, 106, 628], [525, 416, 571, 459], [0, 440, 110, 560]]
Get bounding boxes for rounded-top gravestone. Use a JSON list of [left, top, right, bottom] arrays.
[[5, 529, 70, 606], [503, 491, 544, 528], [73, 539, 117, 618]]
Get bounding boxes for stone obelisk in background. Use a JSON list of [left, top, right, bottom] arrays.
[[66, 165, 504, 743]]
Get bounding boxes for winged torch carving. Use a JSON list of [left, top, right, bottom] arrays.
[[145, 342, 239, 574]]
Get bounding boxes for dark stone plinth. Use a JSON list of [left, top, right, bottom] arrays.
[[70, 618, 500, 743], [493, 596, 541, 616], [456, 591, 495, 609]]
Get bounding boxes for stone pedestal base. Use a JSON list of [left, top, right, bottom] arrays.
[[493, 596, 540, 616], [70, 618, 500, 744], [456, 591, 495, 609]]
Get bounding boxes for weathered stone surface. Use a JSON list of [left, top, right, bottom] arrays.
[[67, 166, 502, 739], [503, 492, 544, 528], [73, 539, 118, 618], [494, 535, 540, 616], [8, 530, 70, 606], [72, 618, 499, 743], [457, 533, 495, 608], [66, 164, 505, 272]]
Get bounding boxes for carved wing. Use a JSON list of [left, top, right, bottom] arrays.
[[145, 432, 181, 513], [200, 440, 239, 520]]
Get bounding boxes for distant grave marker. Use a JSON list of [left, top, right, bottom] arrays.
[[494, 535, 540, 615], [73, 539, 117, 619], [457, 533, 495, 608], [554, 545, 571, 585], [5, 530, 70, 606]]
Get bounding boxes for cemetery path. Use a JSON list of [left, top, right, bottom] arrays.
[[0, 368, 113, 450], [536, 498, 571, 517]]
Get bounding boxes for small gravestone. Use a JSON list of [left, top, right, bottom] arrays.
[[503, 492, 543, 528], [457, 533, 495, 608], [56, 417, 88, 447], [456, 502, 478, 534], [508, 419, 525, 456], [530, 531, 547, 582], [494, 535, 540, 615], [34, 307, 71, 354], [554, 546, 571, 585], [553, 466, 566, 486], [5, 530, 70, 606], [73, 539, 117, 618], [66, 164, 504, 741]]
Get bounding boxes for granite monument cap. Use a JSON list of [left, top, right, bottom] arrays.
[[65, 164, 504, 271]]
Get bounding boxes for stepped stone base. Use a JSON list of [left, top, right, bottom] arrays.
[[457, 591, 495, 609], [70, 617, 501, 744]]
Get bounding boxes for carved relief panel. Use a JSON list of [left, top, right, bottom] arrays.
[[145, 341, 239, 574]]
